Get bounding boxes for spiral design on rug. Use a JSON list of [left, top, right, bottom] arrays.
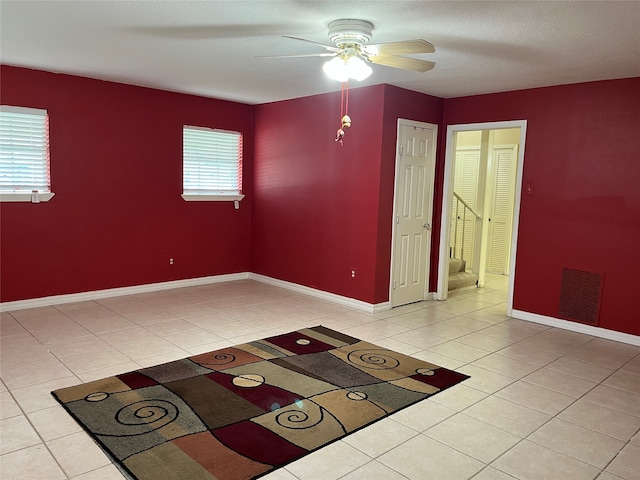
[[275, 404, 323, 430], [200, 352, 237, 367], [113, 399, 179, 435], [347, 349, 400, 370]]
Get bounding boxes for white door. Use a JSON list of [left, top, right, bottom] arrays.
[[487, 145, 517, 274], [390, 121, 437, 307]]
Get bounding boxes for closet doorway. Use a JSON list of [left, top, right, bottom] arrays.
[[436, 121, 527, 316]]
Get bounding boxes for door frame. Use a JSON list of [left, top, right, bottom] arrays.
[[436, 120, 527, 316], [389, 118, 438, 308]]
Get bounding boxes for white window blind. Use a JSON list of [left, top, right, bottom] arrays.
[[183, 126, 242, 196], [0, 105, 51, 194]]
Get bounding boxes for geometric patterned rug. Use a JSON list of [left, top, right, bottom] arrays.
[[52, 325, 469, 479]]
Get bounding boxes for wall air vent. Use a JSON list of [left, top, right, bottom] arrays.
[[558, 268, 604, 325]]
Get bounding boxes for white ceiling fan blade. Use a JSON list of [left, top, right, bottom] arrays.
[[362, 39, 435, 56], [282, 35, 341, 53], [367, 55, 436, 72]]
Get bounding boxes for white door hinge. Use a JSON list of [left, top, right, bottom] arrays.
[[399, 145, 403, 155], [393, 280, 397, 289]]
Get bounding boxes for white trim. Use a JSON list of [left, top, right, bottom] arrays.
[[181, 194, 244, 202], [1, 272, 387, 314], [249, 273, 388, 313], [2, 271, 639, 345], [0, 192, 55, 202], [512, 309, 640, 347], [0, 273, 250, 312], [437, 120, 527, 317], [0, 105, 47, 115]]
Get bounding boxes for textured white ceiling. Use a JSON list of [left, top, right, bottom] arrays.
[[1, 1, 639, 105]]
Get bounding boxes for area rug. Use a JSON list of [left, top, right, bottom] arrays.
[[52, 325, 469, 480]]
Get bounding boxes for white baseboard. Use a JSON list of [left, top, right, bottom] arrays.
[[249, 273, 388, 313], [511, 309, 640, 347], [0, 272, 387, 314], [0, 273, 250, 312], [3, 275, 638, 346]]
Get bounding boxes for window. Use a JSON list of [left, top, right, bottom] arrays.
[[0, 105, 54, 202], [182, 126, 244, 202]]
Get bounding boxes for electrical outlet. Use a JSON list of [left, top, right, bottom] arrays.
[[351, 269, 356, 278], [169, 258, 174, 265]]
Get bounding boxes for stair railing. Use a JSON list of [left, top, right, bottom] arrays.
[[451, 192, 482, 261]]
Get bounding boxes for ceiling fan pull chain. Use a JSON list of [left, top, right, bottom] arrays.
[[335, 81, 352, 146], [340, 80, 345, 119], [335, 81, 346, 145], [344, 80, 349, 117]]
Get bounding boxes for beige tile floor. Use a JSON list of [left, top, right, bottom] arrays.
[[1, 276, 639, 480]]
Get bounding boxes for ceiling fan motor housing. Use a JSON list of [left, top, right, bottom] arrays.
[[328, 19, 373, 46]]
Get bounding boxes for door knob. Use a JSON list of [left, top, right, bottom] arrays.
[[423, 223, 431, 230]]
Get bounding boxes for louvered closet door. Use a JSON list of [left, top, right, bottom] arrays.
[[487, 146, 517, 274], [451, 149, 480, 266]]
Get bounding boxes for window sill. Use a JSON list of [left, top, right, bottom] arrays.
[[0, 192, 55, 203], [181, 194, 245, 202]]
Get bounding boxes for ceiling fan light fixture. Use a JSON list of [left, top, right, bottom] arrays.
[[323, 57, 350, 82], [323, 56, 372, 82], [346, 56, 372, 81]]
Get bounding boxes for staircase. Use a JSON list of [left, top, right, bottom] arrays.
[[449, 192, 481, 292], [449, 258, 479, 291]]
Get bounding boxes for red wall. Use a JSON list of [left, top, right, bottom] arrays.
[[251, 85, 443, 305], [251, 86, 386, 303], [0, 66, 253, 302], [441, 78, 640, 336], [3, 65, 639, 338]]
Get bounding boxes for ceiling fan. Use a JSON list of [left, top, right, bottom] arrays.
[[266, 19, 436, 82]]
